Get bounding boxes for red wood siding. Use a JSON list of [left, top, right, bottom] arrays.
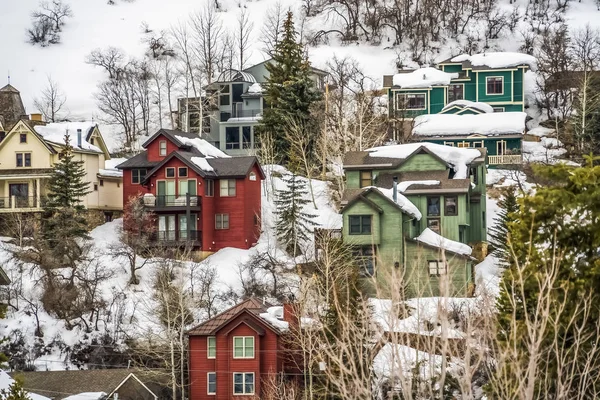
[[146, 134, 179, 162], [188, 316, 281, 400], [122, 169, 151, 205]]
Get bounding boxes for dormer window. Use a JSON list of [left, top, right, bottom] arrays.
[[159, 140, 167, 156]]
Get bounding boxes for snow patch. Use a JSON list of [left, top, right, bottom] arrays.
[[369, 187, 422, 220], [397, 180, 440, 192], [413, 112, 526, 137], [63, 393, 107, 400], [441, 99, 494, 114], [527, 126, 554, 138], [190, 157, 215, 172], [415, 228, 472, 256], [451, 52, 537, 70], [259, 306, 289, 331], [247, 83, 263, 94], [34, 122, 102, 152], [175, 136, 230, 158], [392, 67, 458, 88]]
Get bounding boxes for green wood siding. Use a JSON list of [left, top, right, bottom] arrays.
[[343, 202, 381, 245], [403, 241, 473, 297], [476, 71, 513, 103], [346, 170, 361, 189], [468, 197, 486, 243], [405, 194, 468, 242], [398, 154, 447, 172]]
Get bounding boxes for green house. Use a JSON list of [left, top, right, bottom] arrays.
[[383, 52, 535, 144], [411, 110, 526, 167], [341, 143, 487, 298]]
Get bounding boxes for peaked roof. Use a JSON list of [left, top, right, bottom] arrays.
[[188, 298, 284, 336], [0, 84, 26, 129], [141, 128, 200, 149]]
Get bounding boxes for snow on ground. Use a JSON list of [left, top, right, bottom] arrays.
[[523, 140, 567, 163], [373, 342, 446, 381]]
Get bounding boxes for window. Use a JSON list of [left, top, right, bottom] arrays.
[[90, 138, 94, 145], [349, 215, 372, 235], [99, 179, 104, 187], [206, 179, 214, 197], [207, 372, 216, 395], [233, 372, 254, 395], [427, 218, 441, 233], [353, 246, 376, 276], [220, 179, 236, 197], [216, 214, 229, 230], [233, 337, 254, 358], [486, 77, 503, 95], [166, 167, 175, 178], [225, 127, 240, 149], [396, 93, 426, 110], [472, 141, 484, 148], [496, 140, 507, 156], [19, 134, 26, 143], [219, 84, 230, 106], [493, 107, 505, 112], [447, 84, 464, 103], [93, 183, 98, 191], [249, 172, 257, 181], [16, 153, 31, 167], [159, 140, 167, 156], [132, 169, 147, 184], [428, 260, 447, 276], [445, 196, 458, 216], [242, 126, 251, 149], [457, 142, 470, 148], [427, 197, 440, 216], [178, 167, 188, 177], [207, 337, 216, 359], [444, 141, 455, 147], [359, 171, 372, 188]]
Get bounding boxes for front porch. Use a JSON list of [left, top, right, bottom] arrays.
[[488, 154, 523, 166], [0, 173, 50, 213]]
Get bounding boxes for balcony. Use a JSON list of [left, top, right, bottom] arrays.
[[0, 196, 45, 212], [488, 155, 523, 165], [151, 230, 202, 248], [219, 109, 262, 122], [143, 194, 202, 211]]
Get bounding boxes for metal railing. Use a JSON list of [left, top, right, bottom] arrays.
[[219, 109, 262, 122], [0, 196, 44, 210], [488, 155, 523, 165], [143, 194, 201, 208], [152, 230, 201, 244]]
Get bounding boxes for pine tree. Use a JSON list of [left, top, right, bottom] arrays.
[[0, 379, 31, 400], [488, 188, 519, 265], [274, 173, 318, 257], [256, 11, 322, 167], [42, 132, 91, 264]]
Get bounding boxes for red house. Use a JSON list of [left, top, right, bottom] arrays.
[[187, 298, 298, 399], [117, 129, 264, 252]]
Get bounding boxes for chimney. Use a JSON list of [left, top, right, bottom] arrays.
[[30, 113, 43, 122], [76, 129, 82, 148], [282, 296, 299, 330], [393, 176, 398, 203]]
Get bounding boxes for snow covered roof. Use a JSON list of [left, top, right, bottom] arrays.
[[174, 135, 230, 159], [441, 99, 494, 114], [246, 82, 263, 94], [450, 52, 537, 70], [366, 143, 483, 179], [190, 156, 215, 172], [412, 112, 526, 137], [34, 121, 102, 152], [259, 306, 290, 331], [366, 186, 422, 220], [98, 157, 126, 178], [63, 393, 107, 400], [415, 228, 472, 256], [392, 67, 459, 88]]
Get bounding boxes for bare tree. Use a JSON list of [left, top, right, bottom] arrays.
[[190, 3, 223, 84], [86, 47, 127, 80], [33, 75, 67, 122], [235, 7, 254, 70], [261, 1, 286, 56]]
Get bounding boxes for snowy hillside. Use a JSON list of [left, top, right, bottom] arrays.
[[0, 166, 340, 370], [3, 0, 600, 149]]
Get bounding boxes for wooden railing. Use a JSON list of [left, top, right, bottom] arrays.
[[488, 155, 523, 165]]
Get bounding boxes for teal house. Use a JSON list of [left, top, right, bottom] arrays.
[[341, 143, 487, 298]]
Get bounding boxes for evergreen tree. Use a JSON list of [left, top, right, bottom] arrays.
[[256, 11, 322, 167], [0, 379, 31, 400], [488, 188, 519, 265], [274, 173, 318, 257], [492, 156, 600, 398], [43, 132, 91, 264]]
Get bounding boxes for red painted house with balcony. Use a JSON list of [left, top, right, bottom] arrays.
[[117, 129, 264, 252], [187, 298, 299, 400]]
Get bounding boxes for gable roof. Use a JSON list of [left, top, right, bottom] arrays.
[[34, 122, 104, 154], [438, 52, 536, 71], [0, 119, 57, 154], [141, 128, 200, 149], [188, 298, 284, 336], [391, 67, 459, 89], [115, 151, 159, 169], [341, 186, 422, 220], [10, 369, 167, 400]]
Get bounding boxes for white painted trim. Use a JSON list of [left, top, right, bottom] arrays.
[[108, 373, 158, 400], [207, 336, 216, 359], [232, 336, 255, 359], [232, 372, 255, 395], [207, 372, 217, 395], [485, 76, 504, 96]]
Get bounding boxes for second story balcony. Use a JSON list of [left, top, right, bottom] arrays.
[[143, 194, 202, 211], [219, 109, 262, 122], [0, 196, 46, 213]]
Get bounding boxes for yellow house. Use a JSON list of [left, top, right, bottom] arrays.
[[0, 119, 123, 218]]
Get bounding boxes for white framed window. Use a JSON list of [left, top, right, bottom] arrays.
[[220, 179, 236, 197], [166, 167, 176, 178], [447, 84, 464, 103], [207, 372, 216, 395], [428, 260, 447, 276], [249, 171, 257, 181], [16, 153, 31, 167], [233, 336, 254, 359], [493, 107, 505, 112], [486, 76, 504, 95], [159, 140, 167, 156], [178, 167, 188, 177], [233, 372, 254, 395], [396, 93, 426, 110], [215, 214, 229, 230], [457, 141, 470, 148], [207, 336, 216, 358]]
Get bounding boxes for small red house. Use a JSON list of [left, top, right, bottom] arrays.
[[187, 298, 297, 400], [117, 129, 264, 252]]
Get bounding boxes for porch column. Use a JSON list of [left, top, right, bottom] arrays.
[[36, 178, 41, 208]]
